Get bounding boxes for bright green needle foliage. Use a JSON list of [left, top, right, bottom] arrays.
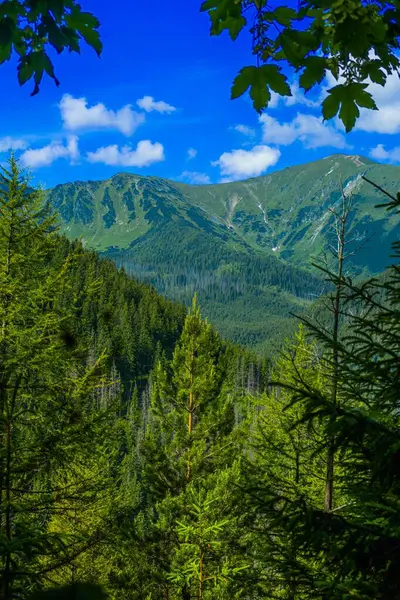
[[0, 156, 117, 599], [0, 0, 101, 95], [168, 486, 248, 600], [247, 187, 400, 598], [143, 295, 224, 496], [201, 0, 400, 131], [240, 326, 328, 598], [120, 297, 249, 599]]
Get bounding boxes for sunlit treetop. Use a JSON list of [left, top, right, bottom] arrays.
[[201, 0, 400, 131]]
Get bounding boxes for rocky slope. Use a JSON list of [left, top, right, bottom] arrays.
[[47, 154, 400, 351]]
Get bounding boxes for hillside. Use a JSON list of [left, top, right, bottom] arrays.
[[175, 154, 400, 276], [47, 154, 400, 352]]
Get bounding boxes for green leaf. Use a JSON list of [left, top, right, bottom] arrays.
[[200, 0, 216, 11], [201, 0, 245, 40], [77, 26, 102, 56], [279, 32, 303, 66], [285, 28, 319, 51], [69, 9, 100, 30], [42, 15, 68, 53], [299, 56, 326, 92], [369, 65, 386, 86], [48, 0, 66, 22], [231, 66, 257, 100], [249, 81, 270, 112], [231, 65, 291, 105], [0, 41, 11, 64], [339, 96, 360, 133], [66, 8, 102, 55], [271, 6, 297, 26], [322, 92, 341, 121], [42, 52, 60, 86], [352, 87, 377, 110], [60, 26, 80, 53], [360, 60, 387, 86], [322, 83, 375, 130], [0, 16, 14, 45], [222, 15, 246, 40], [261, 65, 291, 96], [0, 1, 23, 21], [231, 65, 289, 112], [17, 57, 34, 85]]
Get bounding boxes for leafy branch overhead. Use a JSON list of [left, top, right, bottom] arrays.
[[0, 0, 102, 95], [201, 0, 400, 132]]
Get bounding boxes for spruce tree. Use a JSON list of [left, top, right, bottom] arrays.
[[127, 297, 245, 599], [0, 156, 117, 598], [239, 327, 326, 598], [254, 184, 400, 598]]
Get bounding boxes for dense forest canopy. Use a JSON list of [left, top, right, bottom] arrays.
[[1, 0, 400, 597], [0, 141, 399, 599]]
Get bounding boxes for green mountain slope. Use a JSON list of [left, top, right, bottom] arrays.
[[174, 154, 400, 276], [47, 154, 400, 352]]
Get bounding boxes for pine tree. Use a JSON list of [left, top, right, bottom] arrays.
[[239, 327, 326, 598], [0, 156, 117, 598], [127, 297, 246, 599], [254, 183, 400, 598]]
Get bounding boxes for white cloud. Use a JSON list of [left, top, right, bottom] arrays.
[[0, 136, 28, 152], [369, 144, 400, 163], [260, 115, 298, 146], [180, 171, 211, 185], [60, 94, 144, 136], [284, 81, 319, 108], [187, 147, 197, 160], [234, 124, 256, 137], [212, 145, 280, 182], [87, 140, 165, 167], [136, 96, 176, 114], [267, 82, 319, 110], [269, 91, 280, 108], [20, 136, 79, 168], [355, 72, 400, 134], [260, 113, 348, 149]]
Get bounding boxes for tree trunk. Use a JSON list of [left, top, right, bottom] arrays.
[[187, 358, 194, 481], [324, 192, 347, 513]]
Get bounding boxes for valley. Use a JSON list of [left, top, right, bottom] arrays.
[[48, 153, 400, 352]]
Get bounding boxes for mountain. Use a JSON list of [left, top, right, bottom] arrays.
[[47, 154, 400, 352], [174, 154, 400, 276]]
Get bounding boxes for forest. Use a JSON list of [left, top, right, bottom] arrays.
[[1, 0, 400, 598], [1, 147, 400, 600], [108, 221, 327, 353]]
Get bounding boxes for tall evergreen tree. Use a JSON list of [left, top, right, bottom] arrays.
[[0, 157, 117, 599], [252, 184, 400, 598], [120, 297, 246, 599], [239, 327, 326, 598]]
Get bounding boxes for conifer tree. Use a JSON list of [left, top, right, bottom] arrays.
[[241, 327, 326, 598], [128, 297, 245, 599], [253, 184, 400, 598], [0, 156, 117, 598]]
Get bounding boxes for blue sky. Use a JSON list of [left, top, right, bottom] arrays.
[[1, 0, 400, 188]]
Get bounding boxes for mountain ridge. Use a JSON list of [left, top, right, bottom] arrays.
[[47, 153, 400, 352]]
